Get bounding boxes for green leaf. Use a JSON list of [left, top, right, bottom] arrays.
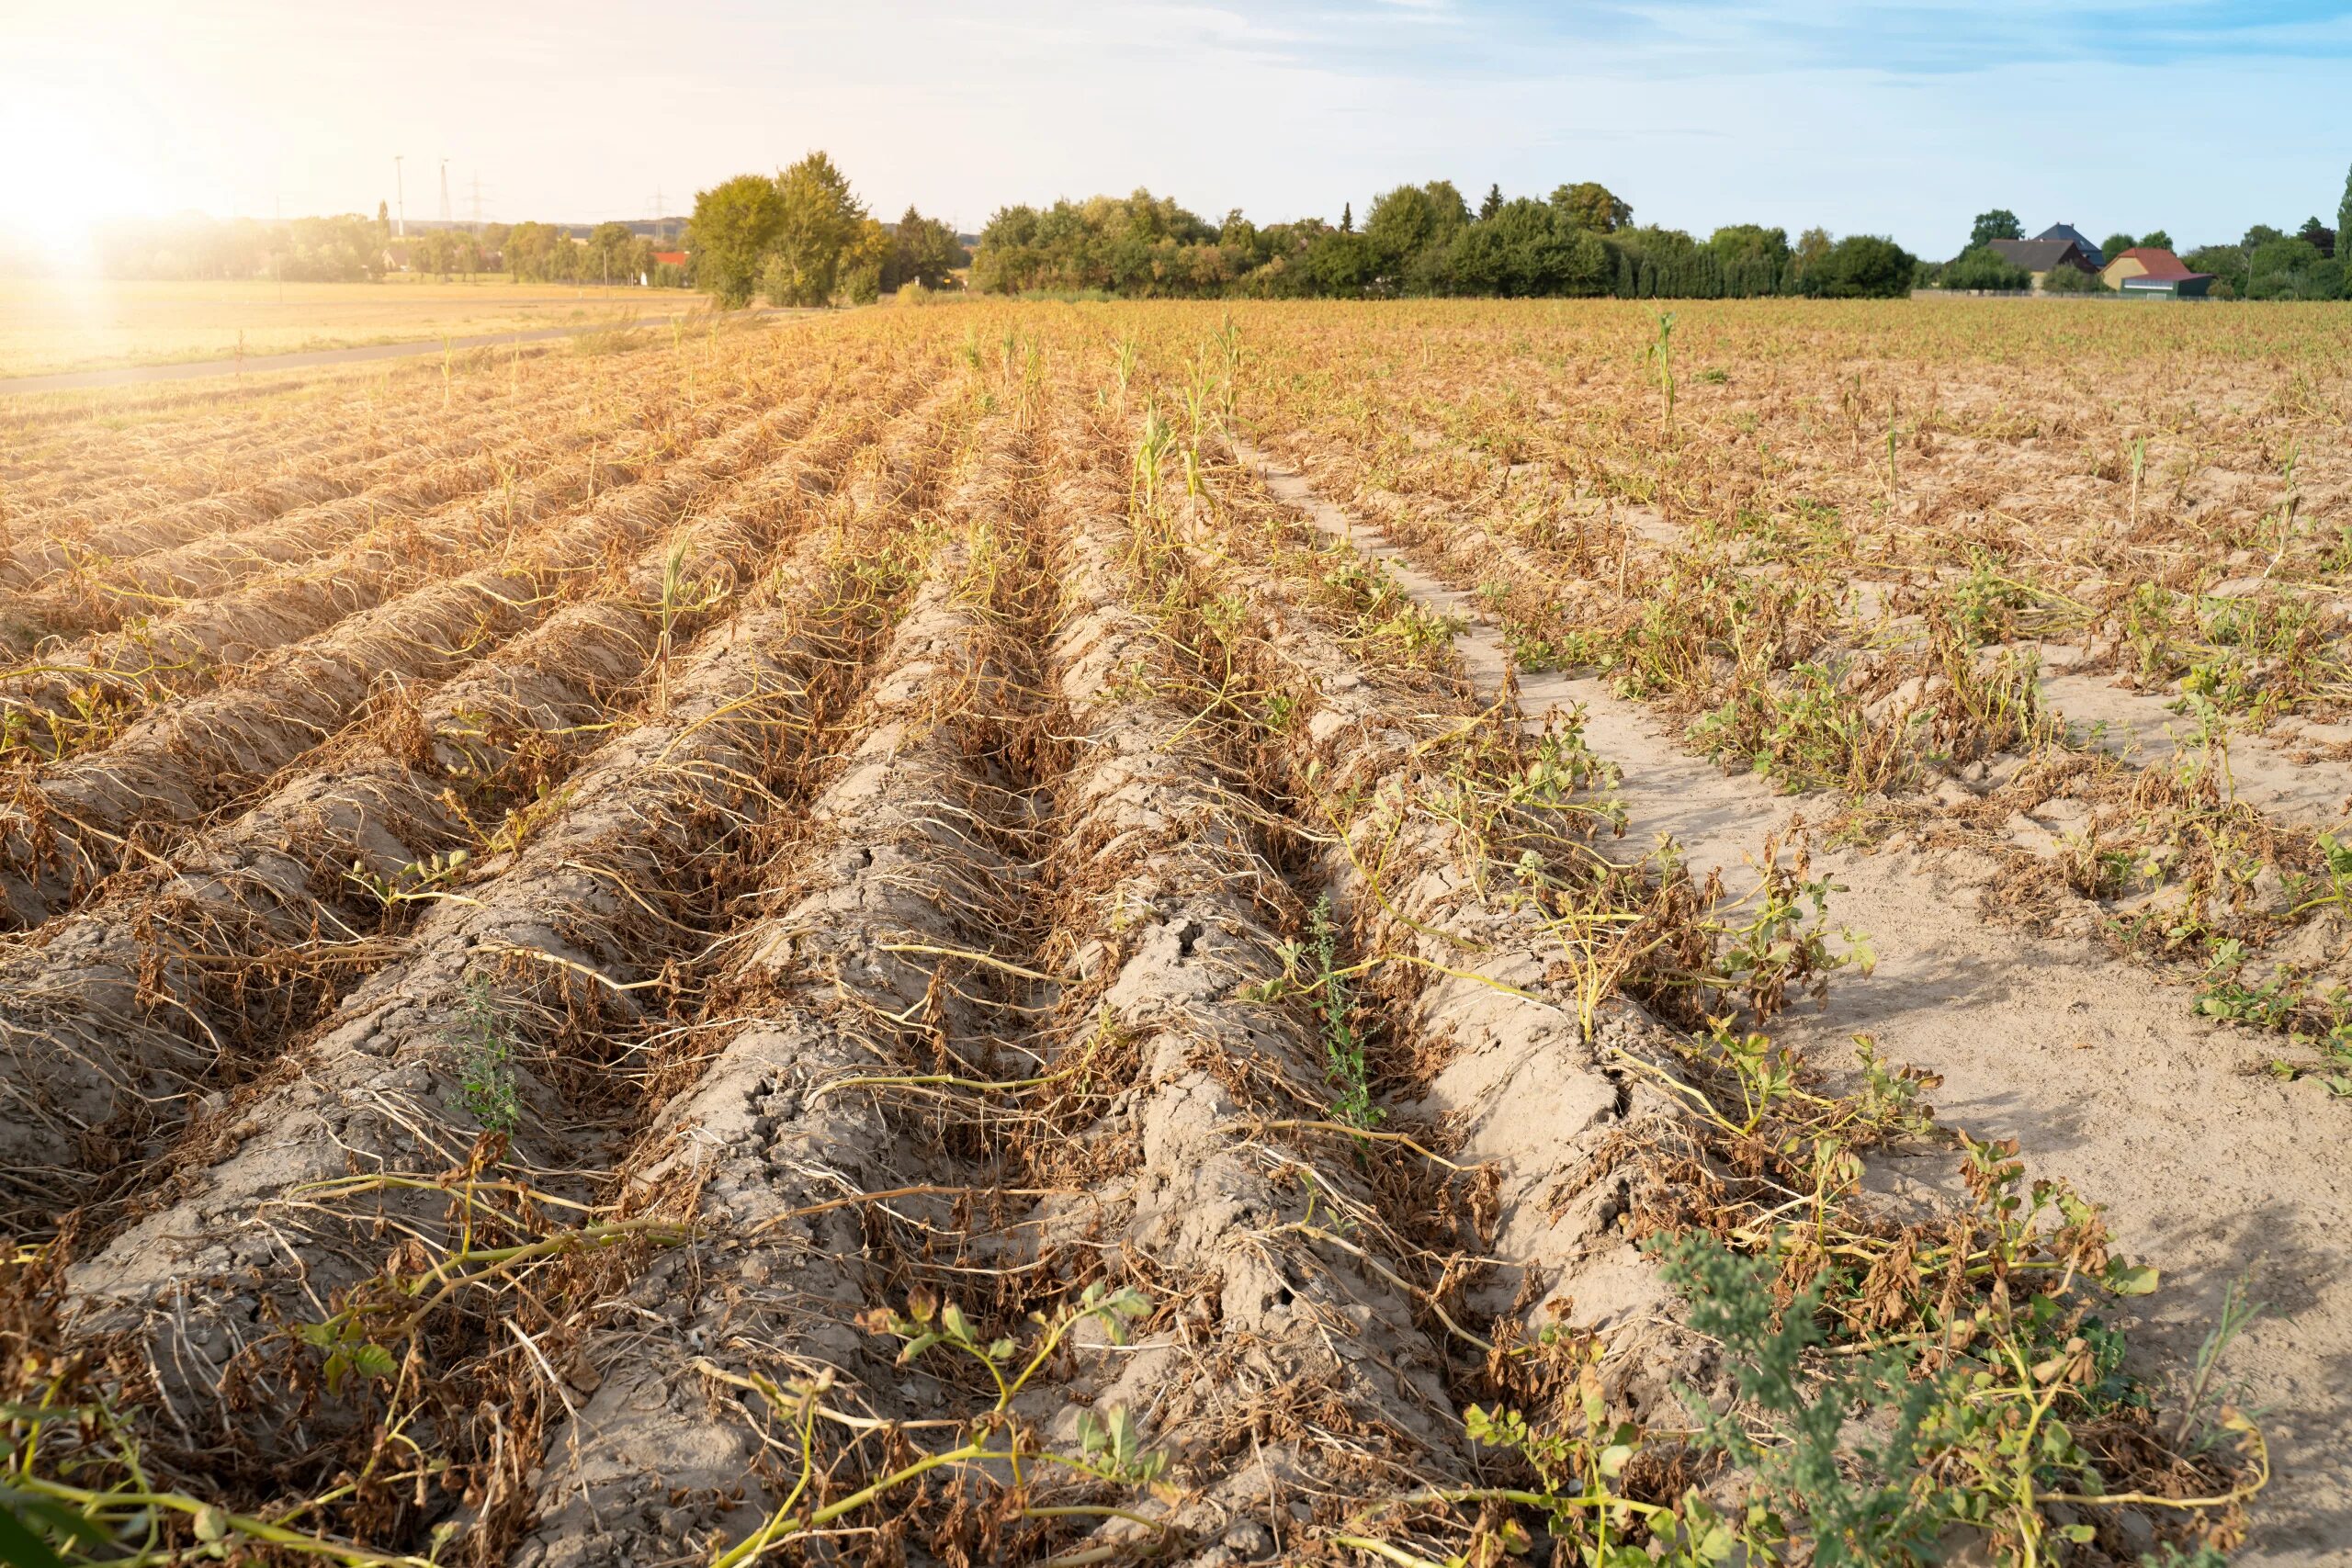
[[0, 1500, 73, 1568], [2107, 1264, 2160, 1296]]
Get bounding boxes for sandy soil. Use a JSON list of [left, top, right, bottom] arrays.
[[1241, 440, 2352, 1565]]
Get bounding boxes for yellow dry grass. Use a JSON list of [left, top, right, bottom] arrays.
[[0, 275, 714, 379]]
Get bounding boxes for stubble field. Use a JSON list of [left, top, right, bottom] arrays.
[[1, 297, 2346, 1568]]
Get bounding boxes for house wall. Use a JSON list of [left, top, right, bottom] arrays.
[[2101, 256, 2150, 288]]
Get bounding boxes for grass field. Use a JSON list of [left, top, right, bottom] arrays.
[[0, 274, 714, 378], [0, 297, 2344, 1567]]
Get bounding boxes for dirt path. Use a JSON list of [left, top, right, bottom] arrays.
[[0, 308, 802, 398], [1238, 442, 2352, 1566]]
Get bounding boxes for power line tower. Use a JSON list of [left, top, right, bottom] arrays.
[[470, 174, 484, 231], [653, 186, 665, 243], [439, 159, 452, 224]]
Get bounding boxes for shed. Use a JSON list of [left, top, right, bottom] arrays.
[[2119, 272, 2213, 299], [2101, 246, 2199, 291]]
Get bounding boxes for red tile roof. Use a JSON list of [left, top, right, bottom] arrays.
[[653, 250, 689, 266], [2113, 246, 2194, 280]]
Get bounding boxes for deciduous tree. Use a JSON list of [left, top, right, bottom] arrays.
[[765, 151, 867, 306], [886, 206, 967, 290], [1966, 209, 2023, 253], [1364, 181, 1471, 284], [688, 175, 786, 307], [1550, 181, 1632, 232], [588, 221, 634, 284]]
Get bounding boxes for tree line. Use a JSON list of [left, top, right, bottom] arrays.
[[73, 209, 695, 287], [967, 181, 1919, 300], [1933, 166, 2352, 300]]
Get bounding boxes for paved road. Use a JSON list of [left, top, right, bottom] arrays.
[[0, 309, 775, 398]]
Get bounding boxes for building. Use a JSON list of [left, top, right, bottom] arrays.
[[653, 251, 689, 268], [2101, 246, 2213, 298], [1989, 237, 2098, 287], [2035, 222, 2104, 267]]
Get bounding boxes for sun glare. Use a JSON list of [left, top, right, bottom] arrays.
[[0, 86, 180, 269]]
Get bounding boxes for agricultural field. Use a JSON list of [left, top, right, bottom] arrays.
[[0, 277, 712, 381], [0, 296, 2346, 1568]]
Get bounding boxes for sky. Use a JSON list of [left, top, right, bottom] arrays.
[[5, 0, 2350, 258]]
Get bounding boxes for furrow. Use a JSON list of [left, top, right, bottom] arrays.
[[61, 537, 910, 1460], [1019, 412, 1466, 1551], [0, 346, 679, 575], [0, 388, 914, 1233], [510, 416, 1033, 1568], [512, 405, 1467, 1568], [0, 367, 855, 748], [0, 393, 584, 591], [0, 390, 825, 927]]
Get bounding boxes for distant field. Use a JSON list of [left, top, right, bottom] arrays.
[[0, 275, 713, 378]]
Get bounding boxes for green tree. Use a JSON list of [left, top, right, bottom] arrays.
[[2246, 236, 2325, 299], [2339, 163, 2352, 271], [503, 220, 564, 283], [586, 221, 634, 285], [2296, 216, 2335, 258], [2098, 231, 2135, 261], [1940, 245, 2033, 291], [688, 175, 786, 307], [1478, 183, 1502, 220], [2183, 244, 2248, 295], [1340, 201, 1351, 233], [1447, 198, 1609, 296], [2039, 260, 2107, 293], [1967, 209, 2023, 252], [1363, 181, 1470, 288], [1299, 227, 1373, 295], [886, 205, 966, 290], [1550, 181, 1632, 232], [1812, 234, 1917, 298], [764, 151, 867, 306], [1781, 226, 1833, 294], [2140, 229, 2173, 253], [829, 217, 896, 304], [1706, 224, 1791, 296]]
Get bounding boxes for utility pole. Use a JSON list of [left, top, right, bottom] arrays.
[[394, 155, 405, 237]]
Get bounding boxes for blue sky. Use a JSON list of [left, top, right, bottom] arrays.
[[6, 0, 2349, 255]]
